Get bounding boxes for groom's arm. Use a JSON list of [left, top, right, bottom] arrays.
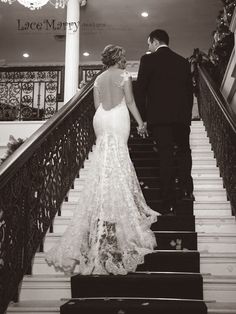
[[136, 55, 151, 121], [186, 61, 194, 110]]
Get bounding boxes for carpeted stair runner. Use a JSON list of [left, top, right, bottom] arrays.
[[61, 123, 207, 314], [61, 298, 207, 314]]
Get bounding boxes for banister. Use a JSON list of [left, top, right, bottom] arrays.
[[196, 63, 236, 216], [0, 75, 96, 189], [198, 65, 236, 133], [0, 71, 100, 314]]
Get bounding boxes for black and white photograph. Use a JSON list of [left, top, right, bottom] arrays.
[[0, 0, 236, 313]]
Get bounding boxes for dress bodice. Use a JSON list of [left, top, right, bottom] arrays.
[[94, 69, 131, 111]]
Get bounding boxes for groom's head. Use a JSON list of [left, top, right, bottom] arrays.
[[148, 29, 169, 53]]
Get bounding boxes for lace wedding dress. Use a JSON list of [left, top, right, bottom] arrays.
[[45, 69, 158, 275]]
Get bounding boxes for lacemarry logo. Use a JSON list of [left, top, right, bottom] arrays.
[[17, 19, 79, 33]]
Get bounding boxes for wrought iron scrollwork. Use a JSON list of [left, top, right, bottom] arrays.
[[0, 78, 97, 313], [0, 66, 64, 121], [196, 65, 236, 216]]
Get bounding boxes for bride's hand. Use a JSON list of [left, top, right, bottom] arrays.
[[137, 122, 148, 138]]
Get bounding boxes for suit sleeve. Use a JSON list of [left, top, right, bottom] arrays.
[[135, 55, 151, 121], [186, 61, 194, 110]]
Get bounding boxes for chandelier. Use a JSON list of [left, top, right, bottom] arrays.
[[1, 0, 86, 10]]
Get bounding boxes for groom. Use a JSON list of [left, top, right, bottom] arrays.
[[136, 29, 194, 214]]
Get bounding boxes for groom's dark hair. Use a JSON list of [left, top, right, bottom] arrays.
[[149, 29, 169, 45]]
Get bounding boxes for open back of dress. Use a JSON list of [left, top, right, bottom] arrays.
[[94, 69, 128, 110]]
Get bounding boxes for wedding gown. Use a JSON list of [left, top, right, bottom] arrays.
[[45, 69, 158, 275]]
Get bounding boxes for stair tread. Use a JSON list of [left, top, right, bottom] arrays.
[[61, 297, 207, 314], [36, 250, 236, 258], [22, 273, 236, 281]]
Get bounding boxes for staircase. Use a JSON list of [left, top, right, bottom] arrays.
[[6, 120, 236, 314]]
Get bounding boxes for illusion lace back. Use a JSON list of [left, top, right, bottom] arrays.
[[45, 69, 158, 275]]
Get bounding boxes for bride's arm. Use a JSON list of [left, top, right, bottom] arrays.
[[93, 81, 100, 110], [124, 76, 144, 128]]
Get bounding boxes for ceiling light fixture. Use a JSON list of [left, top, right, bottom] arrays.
[[23, 53, 30, 58], [1, 0, 86, 10], [141, 12, 149, 17], [83, 52, 90, 57]]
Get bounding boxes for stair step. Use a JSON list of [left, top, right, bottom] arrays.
[[128, 137, 211, 146], [61, 298, 207, 314], [132, 158, 216, 167], [128, 144, 212, 153], [73, 177, 224, 190], [19, 275, 71, 301], [137, 250, 200, 272], [67, 187, 227, 202], [135, 166, 219, 177], [14, 299, 236, 314], [52, 215, 196, 233], [53, 214, 235, 234], [129, 151, 214, 159], [32, 251, 236, 277], [198, 233, 236, 252], [193, 201, 231, 217], [154, 231, 197, 250], [71, 272, 204, 300], [43, 231, 198, 252], [200, 252, 236, 276], [6, 300, 63, 313], [10, 299, 234, 314], [207, 302, 236, 314], [203, 275, 236, 302], [60, 200, 231, 218], [196, 216, 236, 233], [32, 250, 200, 275], [18, 274, 236, 303]]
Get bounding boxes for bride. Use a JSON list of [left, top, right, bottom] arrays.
[[45, 45, 159, 275]]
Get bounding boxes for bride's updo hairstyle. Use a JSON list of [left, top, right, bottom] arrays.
[[101, 44, 125, 68]]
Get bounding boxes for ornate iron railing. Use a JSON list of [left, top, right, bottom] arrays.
[[0, 75, 97, 314], [196, 65, 236, 216], [0, 66, 65, 121]]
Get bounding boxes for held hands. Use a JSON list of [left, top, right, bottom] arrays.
[[137, 122, 148, 138]]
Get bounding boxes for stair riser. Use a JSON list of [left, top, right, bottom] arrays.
[[19, 284, 71, 302], [71, 274, 203, 300], [18, 280, 236, 303], [43, 233, 198, 252], [59, 208, 231, 218], [73, 180, 224, 192], [32, 252, 200, 275], [129, 144, 212, 153], [7, 311, 59, 314], [129, 152, 215, 159], [201, 258, 236, 276], [53, 216, 196, 233], [198, 237, 236, 253], [31, 256, 236, 277], [67, 190, 227, 202], [196, 224, 236, 233], [128, 136, 210, 146], [86, 156, 216, 164], [194, 210, 231, 217], [204, 282, 236, 303], [51, 220, 235, 234], [131, 160, 216, 167]]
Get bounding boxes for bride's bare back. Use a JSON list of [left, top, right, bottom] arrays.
[[94, 68, 130, 111]]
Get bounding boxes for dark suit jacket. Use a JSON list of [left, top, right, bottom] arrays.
[[135, 47, 193, 125]]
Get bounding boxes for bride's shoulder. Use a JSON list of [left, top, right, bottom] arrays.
[[120, 69, 131, 81], [94, 71, 107, 86]]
